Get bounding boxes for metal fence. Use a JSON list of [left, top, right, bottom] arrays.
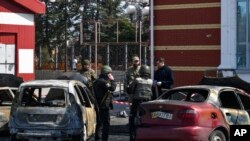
[[35, 70, 125, 80], [35, 70, 126, 96], [37, 42, 150, 74], [75, 42, 150, 71]]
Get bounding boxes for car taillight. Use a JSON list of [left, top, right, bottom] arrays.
[[177, 109, 198, 126]]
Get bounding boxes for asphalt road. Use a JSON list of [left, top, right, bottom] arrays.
[[0, 116, 129, 141]]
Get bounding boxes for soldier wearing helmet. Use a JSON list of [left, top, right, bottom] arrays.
[[126, 56, 141, 102], [79, 59, 96, 89], [129, 65, 153, 141], [93, 65, 116, 141]]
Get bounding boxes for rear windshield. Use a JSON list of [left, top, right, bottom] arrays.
[[20, 87, 66, 107], [0, 89, 13, 106], [160, 89, 209, 102]]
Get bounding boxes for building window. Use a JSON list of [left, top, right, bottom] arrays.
[[237, 0, 250, 69]]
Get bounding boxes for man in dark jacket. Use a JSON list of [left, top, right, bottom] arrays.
[[154, 57, 174, 98], [93, 65, 116, 141]]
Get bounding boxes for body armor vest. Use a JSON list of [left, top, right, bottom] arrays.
[[134, 77, 153, 100]]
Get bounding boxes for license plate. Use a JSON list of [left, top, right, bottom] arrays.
[[151, 111, 173, 120]]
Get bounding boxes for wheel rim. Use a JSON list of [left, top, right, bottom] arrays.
[[213, 135, 223, 141]]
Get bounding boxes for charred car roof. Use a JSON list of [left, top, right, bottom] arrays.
[[19, 80, 81, 88], [171, 85, 238, 91]]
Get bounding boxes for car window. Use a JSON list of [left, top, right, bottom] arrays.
[[75, 85, 91, 107], [20, 87, 66, 107], [84, 87, 95, 104], [160, 89, 208, 102], [74, 85, 86, 105], [237, 92, 250, 111], [11, 90, 17, 96], [0, 89, 13, 106], [219, 91, 241, 109]]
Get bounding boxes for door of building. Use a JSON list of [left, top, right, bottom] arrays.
[[0, 43, 15, 74]]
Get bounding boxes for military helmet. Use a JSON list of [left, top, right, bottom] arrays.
[[101, 65, 112, 74], [139, 65, 150, 76], [82, 59, 90, 65]]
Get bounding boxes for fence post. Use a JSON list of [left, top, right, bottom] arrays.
[[125, 43, 128, 71], [144, 45, 147, 65], [89, 45, 92, 62], [107, 43, 110, 66]]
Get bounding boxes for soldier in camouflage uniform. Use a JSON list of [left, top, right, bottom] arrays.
[[79, 59, 96, 89], [93, 65, 116, 141], [129, 65, 153, 141], [125, 56, 141, 102]]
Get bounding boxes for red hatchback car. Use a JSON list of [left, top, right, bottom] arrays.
[[136, 85, 250, 141]]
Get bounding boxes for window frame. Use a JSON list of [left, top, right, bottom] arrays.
[[218, 90, 242, 110], [237, 0, 250, 69]]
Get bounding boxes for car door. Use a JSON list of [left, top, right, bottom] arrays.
[[83, 87, 96, 135], [219, 89, 249, 125], [235, 90, 250, 124], [75, 84, 96, 137]]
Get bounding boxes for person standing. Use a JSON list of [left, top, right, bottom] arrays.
[[125, 56, 141, 102], [154, 57, 174, 98], [79, 59, 96, 89], [129, 65, 153, 141], [72, 57, 78, 70], [93, 65, 116, 141]]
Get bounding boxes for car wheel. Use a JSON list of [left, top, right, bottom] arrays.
[[72, 125, 87, 141], [10, 134, 18, 141], [72, 134, 84, 141], [209, 130, 226, 141]]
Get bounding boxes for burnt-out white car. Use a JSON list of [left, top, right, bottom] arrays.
[[9, 80, 96, 141], [0, 87, 17, 132]]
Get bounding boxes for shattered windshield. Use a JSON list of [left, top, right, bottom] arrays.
[[20, 87, 67, 107], [160, 89, 209, 102]]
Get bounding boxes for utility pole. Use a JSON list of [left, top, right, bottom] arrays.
[[64, 0, 68, 72]]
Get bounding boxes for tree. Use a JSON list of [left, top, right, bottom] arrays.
[[35, 0, 147, 68]]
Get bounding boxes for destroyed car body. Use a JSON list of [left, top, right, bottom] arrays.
[[0, 87, 17, 132], [9, 80, 96, 141], [136, 85, 250, 141]]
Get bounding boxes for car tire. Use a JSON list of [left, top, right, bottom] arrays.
[[72, 125, 87, 141], [10, 134, 19, 141], [209, 130, 226, 141], [72, 134, 83, 141]]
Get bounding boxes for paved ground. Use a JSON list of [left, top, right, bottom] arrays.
[[0, 116, 129, 141]]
